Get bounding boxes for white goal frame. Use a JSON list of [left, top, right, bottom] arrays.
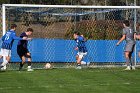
[[2, 4, 140, 66]]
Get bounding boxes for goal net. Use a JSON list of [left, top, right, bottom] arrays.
[[1, 4, 140, 70]]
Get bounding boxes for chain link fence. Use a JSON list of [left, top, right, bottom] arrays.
[[1, 5, 140, 70]]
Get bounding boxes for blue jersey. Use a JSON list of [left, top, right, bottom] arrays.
[[75, 36, 87, 53], [1, 29, 22, 50]]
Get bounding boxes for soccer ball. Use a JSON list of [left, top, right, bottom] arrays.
[[44, 63, 51, 69]]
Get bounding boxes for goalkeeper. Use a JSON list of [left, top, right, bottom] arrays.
[[116, 20, 136, 70]]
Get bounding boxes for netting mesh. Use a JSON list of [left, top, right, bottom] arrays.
[[2, 5, 140, 69]]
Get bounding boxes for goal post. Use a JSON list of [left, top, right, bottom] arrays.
[[1, 4, 140, 69]]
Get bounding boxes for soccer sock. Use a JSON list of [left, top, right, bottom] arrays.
[[0, 65, 4, 68], [126, 58, 130, 66], [77, 63, 81, 66], [130, 57, 134, 66], [20, 62, 24, 68], [1, 56, 8, 67], [27, 61, 31, 69]]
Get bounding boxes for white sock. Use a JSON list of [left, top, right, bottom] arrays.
[[127, 66, 130, 68], [1, 56, 8, 67], [28, 66, 31, 69]]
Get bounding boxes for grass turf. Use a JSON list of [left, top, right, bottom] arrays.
[[0, 68, 140, 93]]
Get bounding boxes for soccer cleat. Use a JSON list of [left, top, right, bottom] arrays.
[[124, 66, 131, 70], [0, 65, 4, 69], [131, 66, 136, 70], [0, 65, 3, 68], [27, 68, 34, 71], [76, 66, 82, 69], [19, 66, 22, 71]]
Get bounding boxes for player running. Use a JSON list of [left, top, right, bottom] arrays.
[[0, 24, 28, 70], [116, 20, 136, 70], [73, 32, 87, 69], [17, 28, 34, 71]]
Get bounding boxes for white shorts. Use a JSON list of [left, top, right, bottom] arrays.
[[77, 52, 87, 59], [0, 48, 11, 57]]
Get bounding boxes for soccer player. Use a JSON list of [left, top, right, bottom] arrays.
[[0, 24, 28, 70], [17, 28, 34, 71], [116, 20, 136, 70], [136, 23, 140, 57], [73, 32, 87, 69]]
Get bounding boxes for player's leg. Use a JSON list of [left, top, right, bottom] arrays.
[[129, 52, 135, 70], [124, 43, 135, 70], [0, 49, 11, 69], [17, 46, 26, 70], [76, 55, 79, 61], [0, 56, 7, 68], [0, 48, 3, 59], [76, 52, 81, 69], [0, 49, 5, 68], [76, 52, 84, 69], [0, 55, 3, 59], [19, 56, 26, 71], [26, 52, 33, 71], [124, 51, 131, 70], [76, 57, 82, 69], [130, 44, 135, 70], [0, 56, 10, 68], [0, 49, 4, 69], [0, 55, 3, 68]]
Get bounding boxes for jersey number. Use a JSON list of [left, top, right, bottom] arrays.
[[5, 35, 10, 40], [129, 29, 132, 33]]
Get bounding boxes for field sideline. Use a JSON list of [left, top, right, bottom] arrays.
[[0, 68, 140, 93]]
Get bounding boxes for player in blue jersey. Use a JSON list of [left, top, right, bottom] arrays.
[[116, 20, 136, 70], [73, 32, 87, 69], [0, 24, 29, 70], [17, 28, 34, 71]]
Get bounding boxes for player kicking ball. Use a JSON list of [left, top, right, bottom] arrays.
[[17, 28, 34, 71], [116, 20, 136, 70], [0, 24, 29, 70], [73, 32, 87, 69]]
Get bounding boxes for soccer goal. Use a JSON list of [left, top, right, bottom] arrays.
[[1, 4, 140, 70]]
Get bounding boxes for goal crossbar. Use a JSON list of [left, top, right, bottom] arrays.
[[2, 4, 140, 9]]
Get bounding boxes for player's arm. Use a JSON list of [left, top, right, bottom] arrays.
[[133, 30, 137, 40], [81, 35, 87, 42], [12, 33, 30, 40], [75, 46, 78, 50], [135, 33, 140, 39], [12, 32, 23, 40], [116, 35, 126, 46], [116, 29, 126, 46]]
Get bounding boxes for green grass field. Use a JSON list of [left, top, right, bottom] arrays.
[[0, 68, 140, 93]]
